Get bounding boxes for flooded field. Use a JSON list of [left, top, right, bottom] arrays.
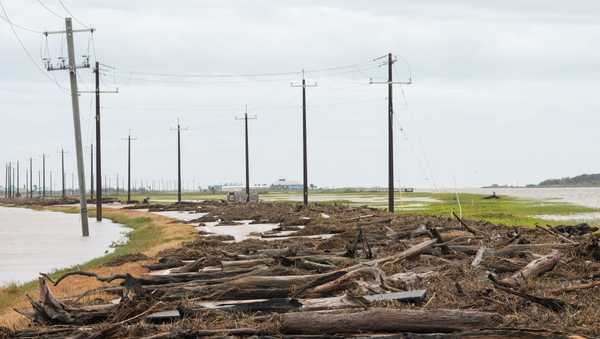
[[0, 207, 128, 286], [438, 187, 600, 209]]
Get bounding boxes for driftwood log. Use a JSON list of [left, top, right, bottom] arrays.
[[500, 250, 561, 287], [279, 308, 501, 334]]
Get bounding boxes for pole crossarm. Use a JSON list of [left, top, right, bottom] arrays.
[[78, 89, 119, 94], [291, 81, 318, 88], [43, 28, 95, 35], [369, 80, 412, 85]]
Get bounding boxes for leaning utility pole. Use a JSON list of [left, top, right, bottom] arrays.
[[44, 19, 93, 236], [369, 53, 412, 213], [291, 70, 317, 207], [235, 106, 257, 203]]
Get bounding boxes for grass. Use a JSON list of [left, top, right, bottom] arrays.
[[112, 190, 600, 227], [0, 206, 195, 324], [395, 192, 599, 226]]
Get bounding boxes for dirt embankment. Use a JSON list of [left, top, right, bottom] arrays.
[[3, 200, 600, 338]]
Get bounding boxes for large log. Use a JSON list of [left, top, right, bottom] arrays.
[[279, 308, 500, 334], [500, 250, 561, 287], [26, 278, 115, 325]]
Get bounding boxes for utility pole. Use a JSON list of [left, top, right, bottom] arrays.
[[16, 161, 19, 198], [44, 19, 94, 236], [42, 153, 46, 198], [90, 144, 94, 200], [29, 158, 33, 198], [177, 123, 182, 202], [49, 171, 52, 197], [123, 132, 137, 203], [6, 163, 10, 198], [78, 62, 117, 221], [59, 149, 66, 199], [235, 106, 257, 203], [24, 165, 28, 198], [291, 70, 317, 207], [171, 119, 188, 203], [369, 53, 412, 213]]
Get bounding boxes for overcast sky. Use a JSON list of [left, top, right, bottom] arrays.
[[1, 0, 599, 190]]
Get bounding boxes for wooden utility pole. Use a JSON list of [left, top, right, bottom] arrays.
[[369, 53, 412, 213], [90, 144, 94, 200], [292, 70, 317, 207], [236, 106, 257, 203], [29, 158, 33, 198], [44, 18, 94, 236], [42, 153, 46, 198], [77, 62, 117, 221], [60, 150, 66, 199], [123, 132, 137, 203], [171, 120, 188, 203], [177, 123, 182, 202], [6, 163, 9, 198], [128, 135, 131, 202], [16, 161, 19, 197]]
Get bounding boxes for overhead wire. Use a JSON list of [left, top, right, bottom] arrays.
[[0, 0, 67, 94], [392, 62, 439, 191], [108, 60, 378, 80], [57, 0, 88, 28], [0, 12, 42, 33], [35, 0, 64, 19]]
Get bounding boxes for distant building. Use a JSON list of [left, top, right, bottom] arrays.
[[221, 184, 269, 193], [271, 178, 303, 191]]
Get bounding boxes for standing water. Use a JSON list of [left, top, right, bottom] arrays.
[[0, 206, 129, 286]]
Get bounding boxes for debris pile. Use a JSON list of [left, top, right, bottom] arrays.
[[5, 201, 600, 338]]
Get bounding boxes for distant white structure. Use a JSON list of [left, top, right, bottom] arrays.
[[270, 178, 303, 191], [221, 184, 269, 193]]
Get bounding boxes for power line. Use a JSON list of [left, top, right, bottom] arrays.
[[0, 13, 42, 33], [36, 0, 64, 19], [58, 0, 88, 28], [0, 0, 67, 93], [107, 61, 377, 80]]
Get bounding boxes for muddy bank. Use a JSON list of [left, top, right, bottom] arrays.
[[4, 201, 600, 338]]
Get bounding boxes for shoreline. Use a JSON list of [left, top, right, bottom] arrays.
[[0, 204, 197, 328], [0, 205, 131, 287]]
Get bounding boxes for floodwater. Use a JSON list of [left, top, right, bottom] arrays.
[[151, 211, 280, 242], [0, 206, 129, 286], [435, 187, 600, 209]]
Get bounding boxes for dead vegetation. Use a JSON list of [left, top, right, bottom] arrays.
[[4, 200, 600, 338]]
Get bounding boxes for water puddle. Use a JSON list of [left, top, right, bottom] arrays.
[[535, 212, 600, 222], [152, 211, 207, 222], [198, 221, 280, 242]]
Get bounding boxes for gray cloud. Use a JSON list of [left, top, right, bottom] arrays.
[[1, 0, 599, 189]]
